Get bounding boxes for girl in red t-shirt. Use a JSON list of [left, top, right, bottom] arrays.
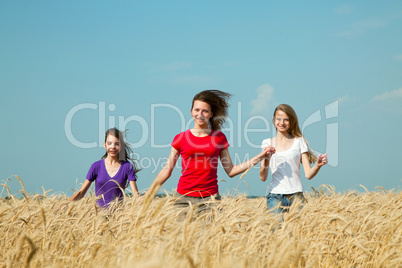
[[147, 90, 272, 205]]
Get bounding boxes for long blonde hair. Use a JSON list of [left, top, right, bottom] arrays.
[[273, 104, 317, 164]]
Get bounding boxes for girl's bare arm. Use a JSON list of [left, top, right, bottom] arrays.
[[146, 147, 180, 195], [220, 147, 271, 178], [129, 180, 140, 197], [302, 153, 328, 180], [68, 179, 92, 201]]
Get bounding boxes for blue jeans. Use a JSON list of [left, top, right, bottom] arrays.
[[266, 192, 305, 214]]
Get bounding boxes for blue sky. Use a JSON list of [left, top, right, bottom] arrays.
[[1, 1, 401, 197]]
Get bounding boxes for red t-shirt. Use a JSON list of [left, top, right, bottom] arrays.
[[172, 129, 230, 197]]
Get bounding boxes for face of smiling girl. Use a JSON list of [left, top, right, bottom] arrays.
[[103, 135, 121, 158], [191, 100, 213, 129], [274, 110, 291, 134]]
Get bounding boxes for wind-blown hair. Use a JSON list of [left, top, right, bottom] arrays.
[[273, 104, 317, 164], [192, 90, 232, 130], [102, 128, 141, 175]]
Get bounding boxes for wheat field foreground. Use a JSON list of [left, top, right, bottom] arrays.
[[1, 184, 401, 268]]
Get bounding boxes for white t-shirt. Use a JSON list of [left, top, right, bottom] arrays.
[[261, 137, 308, 194]]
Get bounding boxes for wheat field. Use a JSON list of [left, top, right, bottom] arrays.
[[1, 178, 401, 267]]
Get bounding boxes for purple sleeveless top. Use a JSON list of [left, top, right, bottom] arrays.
[[86, 159, 137, 207]]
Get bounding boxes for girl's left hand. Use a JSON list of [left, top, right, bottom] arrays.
[[263, 145, 276, 156], [317, 153, 328, 167], [258, 146, 275, 160]]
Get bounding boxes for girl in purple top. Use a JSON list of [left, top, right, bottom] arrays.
[[68, 128, 140, 208]]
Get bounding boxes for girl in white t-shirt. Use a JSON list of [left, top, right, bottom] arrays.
[[260, 104, 328, 214]]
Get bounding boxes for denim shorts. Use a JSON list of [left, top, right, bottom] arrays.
[[266, 192, 306, 214]]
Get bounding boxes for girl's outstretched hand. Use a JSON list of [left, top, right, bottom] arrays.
[[317, 153, 328, 167]]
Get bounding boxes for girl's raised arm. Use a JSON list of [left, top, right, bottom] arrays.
[[219, 147, 271, 178], [146, 147, 180, 195], [302, 153, 328, 180]]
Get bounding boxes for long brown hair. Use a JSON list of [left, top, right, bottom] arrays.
[[273, 104, 317, 164], [102, 128, 141, 175], [192, 90, 232, 130]]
